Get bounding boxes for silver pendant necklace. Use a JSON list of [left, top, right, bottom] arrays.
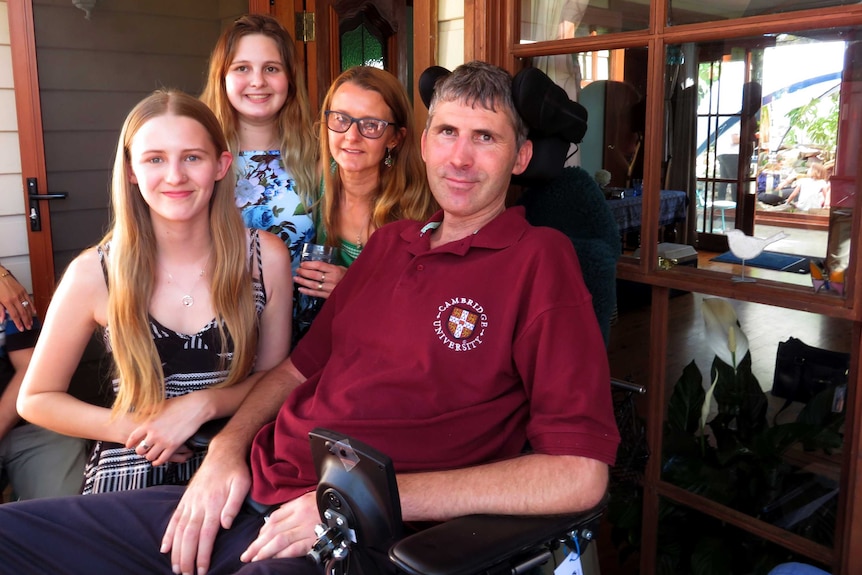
[[164, 258, 208, 308]]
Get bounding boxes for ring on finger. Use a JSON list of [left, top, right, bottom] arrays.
[[138, 440, 151, 451], [318, 281, 324, 290], [21, 300, 30, 307], [321, 272, 326, 282]]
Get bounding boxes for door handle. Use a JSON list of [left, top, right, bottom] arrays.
[[27, 177, 67, 232]]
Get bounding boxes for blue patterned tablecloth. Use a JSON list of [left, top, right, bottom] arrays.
[[606, 190, 688, 235]]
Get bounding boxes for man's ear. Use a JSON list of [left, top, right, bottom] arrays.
[[420, 129, 428, 162], [511, 139, 533, 176], [216, 150, 233, 181]]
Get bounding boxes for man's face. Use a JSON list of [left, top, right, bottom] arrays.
[[422, 99, 531, 223]]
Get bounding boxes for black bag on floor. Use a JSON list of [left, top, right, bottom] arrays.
[[772, 337, 850, 404]]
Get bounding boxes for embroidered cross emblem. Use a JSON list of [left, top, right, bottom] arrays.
[[448, 307, 478, 339]]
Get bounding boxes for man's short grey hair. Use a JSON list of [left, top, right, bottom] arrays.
[[426, 61, 529, 148]]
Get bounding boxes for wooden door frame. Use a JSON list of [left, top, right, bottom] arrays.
[[8, 0, 56, 317], [267, 0, 436, 131]]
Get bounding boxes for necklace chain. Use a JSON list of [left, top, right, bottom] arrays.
[[163, 255, 209, 308], [356, 215, 372, 249]]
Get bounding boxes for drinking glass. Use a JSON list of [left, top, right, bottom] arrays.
[[294, 243, 339, 345], [301, 243, 338, 264]]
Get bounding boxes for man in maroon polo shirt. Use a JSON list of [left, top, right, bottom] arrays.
[[0, 61, 618, 575]]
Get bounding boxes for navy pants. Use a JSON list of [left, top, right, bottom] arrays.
[[0, 485, 322, 575]]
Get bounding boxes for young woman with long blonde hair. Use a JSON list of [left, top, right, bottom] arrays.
[[17, 90, 292, 493], [201, 14, 319, 268]]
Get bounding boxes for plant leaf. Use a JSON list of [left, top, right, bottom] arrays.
[[691, 536, 732, 575], [667, 360, 705, 434]]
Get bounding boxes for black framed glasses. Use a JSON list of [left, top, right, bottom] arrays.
[[324, 111, 395, 139]]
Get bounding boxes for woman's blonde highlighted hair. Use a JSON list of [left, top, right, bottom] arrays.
[[319, 66, 436, 244], [104, 89, 257, 419], [201, 13, 319, 208]]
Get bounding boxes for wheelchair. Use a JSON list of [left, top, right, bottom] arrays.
[[306, 427, 605, 575], [305, 66, 648, 574]]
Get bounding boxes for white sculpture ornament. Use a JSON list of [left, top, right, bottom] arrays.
[[725, 229, 789, 283]]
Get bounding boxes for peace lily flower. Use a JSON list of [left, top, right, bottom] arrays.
[[702, 297, 749, 369], [700, 298, 750, 433]]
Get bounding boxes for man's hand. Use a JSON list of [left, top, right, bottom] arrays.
[[240, 491, 319, 563], [161, 451, 251, 575]]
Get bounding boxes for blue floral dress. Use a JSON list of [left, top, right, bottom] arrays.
[[234, 150, 315, 272]]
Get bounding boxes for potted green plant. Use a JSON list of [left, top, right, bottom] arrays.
[[609, 298, 843, 574]]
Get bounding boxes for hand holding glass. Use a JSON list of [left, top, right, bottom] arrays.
[[295, 243, 339, 337]]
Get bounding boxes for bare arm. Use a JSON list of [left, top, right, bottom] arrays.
[[161, 357, 307, 575], [0, 347, 32, 439], [16, 249, 137, 443], [398, 453, 608, 520]]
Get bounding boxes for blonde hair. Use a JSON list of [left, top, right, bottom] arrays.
[[104, 89, 257, 419], [807, 163, 829, 180], [201, 14, 319, 208], [319, 66, 436, 244]]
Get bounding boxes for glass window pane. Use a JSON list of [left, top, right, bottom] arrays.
[[340, 22, 384, 70], [665, 28, 857, 292], [659, 295, 847, 552], [670, 0, 859, 26], [525, 47, 663, 255], [519, 0, 649, 43]]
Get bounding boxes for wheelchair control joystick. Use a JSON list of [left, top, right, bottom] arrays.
[[308, 507, 353, 566]]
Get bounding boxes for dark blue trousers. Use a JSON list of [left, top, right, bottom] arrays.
[[0, 485, 322, 574]]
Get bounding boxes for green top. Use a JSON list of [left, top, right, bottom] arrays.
[[315, 178, 366, 267], [317, 226, 361, 268]]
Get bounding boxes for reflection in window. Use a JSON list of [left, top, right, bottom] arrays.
[[658, 295, 848, 564], [519, 0, 648, 41], [666, 30, 856, 292], [528, 47, 653, 251], [670, 0, 860, 26]]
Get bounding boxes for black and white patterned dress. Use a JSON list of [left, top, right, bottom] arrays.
[[81, 231, 267, 494]]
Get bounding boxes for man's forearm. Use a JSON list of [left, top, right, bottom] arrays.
[[209, 358, 306, 456], [397, 453, 608, 522]]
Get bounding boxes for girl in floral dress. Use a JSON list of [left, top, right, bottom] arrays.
[[201, 14, 319, 272]]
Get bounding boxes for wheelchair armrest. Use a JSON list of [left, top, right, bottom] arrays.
[[389, 509, 604, 575], [184, 417, 230, 450]]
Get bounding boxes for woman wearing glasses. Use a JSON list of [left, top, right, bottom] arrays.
[[293, 66, 435, 300]]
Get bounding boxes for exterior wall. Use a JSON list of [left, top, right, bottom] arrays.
[[1, 1, 245, 293], [438, 0, 464, 70], [35, 0, 245, 277], [0, 0, 29, 292]]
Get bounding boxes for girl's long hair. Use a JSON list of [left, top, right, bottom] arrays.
[[319, 66, 436, 245], [201, 13, 319, 208], [104, 89, 257, 418]]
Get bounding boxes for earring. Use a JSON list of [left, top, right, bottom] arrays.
[[384, 147, 394, 168], [329, 156, 338, 174]]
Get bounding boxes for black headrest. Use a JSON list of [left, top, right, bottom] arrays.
[[418, 66, 450, 109], [418, 65, 588, 186], [511, 67, 588, 145], [418, 66, 588, 145]]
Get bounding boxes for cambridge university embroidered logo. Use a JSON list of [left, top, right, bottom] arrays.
[[433, 297, 487, 352]]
